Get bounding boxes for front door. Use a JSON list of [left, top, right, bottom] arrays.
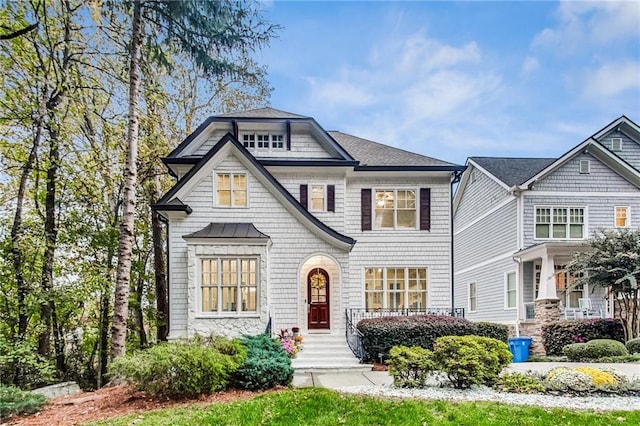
[[308, 268, 330, 329]]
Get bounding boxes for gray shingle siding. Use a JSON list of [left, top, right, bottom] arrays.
[[455, 166, 511, 230], [597, 130, 640, 171]]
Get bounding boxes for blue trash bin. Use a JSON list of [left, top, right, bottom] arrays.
[[508, 337, 532, 363]]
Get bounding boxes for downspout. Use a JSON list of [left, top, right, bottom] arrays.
[[158, 214, 170, 338], [450, 170, 463, 314], [511, 185, 523, 337]]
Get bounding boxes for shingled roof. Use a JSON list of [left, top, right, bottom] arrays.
[[183, 223, 269, 240], [329, 131, 459, 167], [470, 157, 557, 187], [216, 107, 308, 119]]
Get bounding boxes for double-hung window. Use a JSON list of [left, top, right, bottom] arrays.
[[505, 272, 516, 309], [310, 185, 325, 211], [364, 267, 428, 310], [374, 189, 416, 229], [535, 207, 584, 239], [216, 173, 247, 207], [201, 258, 257, 314], [615, 207, 629, 228], [469, 282, 477, 313]]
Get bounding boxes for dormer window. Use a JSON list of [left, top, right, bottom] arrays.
[[611, 137, 622, 151], [242, 132, 284, 149]]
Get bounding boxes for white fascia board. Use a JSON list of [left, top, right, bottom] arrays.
[[452, 160, 472, 213], [593, 116, 640, 142], [179, 122, 231, 157], [518, 139, 592, 190], [467, 159, 511, 191], [586, 142, 640, 188]]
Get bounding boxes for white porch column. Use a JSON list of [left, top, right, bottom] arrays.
[[536, 254, 557, 300]]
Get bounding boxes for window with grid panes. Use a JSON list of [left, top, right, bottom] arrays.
[[216, 173, 246, 207], [535, 207, 584, 239], [201, 258, 257, 314], [364, 267, 428, 310], [374, 189, 416, 229]]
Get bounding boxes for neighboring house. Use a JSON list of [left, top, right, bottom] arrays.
[[153, 107, 465, 339], [453, 116, 640, 347]]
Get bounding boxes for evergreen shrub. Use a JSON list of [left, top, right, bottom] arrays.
[[626, 337, 640, 354], [233, 334, 293, 390], [0, 385, 46, 418], [386, 345, 435, 388], [542, 318, 624, 355]]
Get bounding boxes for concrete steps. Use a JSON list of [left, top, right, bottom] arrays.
[[291, 332, 370, 373]]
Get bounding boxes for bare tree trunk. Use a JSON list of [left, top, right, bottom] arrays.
[[153, 170, 168, 342], [134, 277, 147, 348], [111, 0, 143, 359]]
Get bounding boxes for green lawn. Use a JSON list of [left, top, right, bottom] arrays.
[[92, 388, 639, 426]]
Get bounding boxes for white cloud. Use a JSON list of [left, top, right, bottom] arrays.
[[520, 56, 540, 76], [582, 61, 640, 98], [533, 1, 640, 51]]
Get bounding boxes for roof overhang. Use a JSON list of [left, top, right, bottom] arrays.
[[513, 241, 589, 263], [593, 115, 640, 142]]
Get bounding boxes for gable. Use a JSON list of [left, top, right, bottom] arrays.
[[454, 164, 511, 230], [532, 152, 639, 192], [595, 128, 640, 172], [154, 134, 355, 250]]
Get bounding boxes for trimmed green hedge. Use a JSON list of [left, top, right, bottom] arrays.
[[626, 338, 640, 354], [356, 315, 508, 361], [542, 318, 624, 356]]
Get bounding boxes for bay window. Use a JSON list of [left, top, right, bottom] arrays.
[[201, 258, 257, 314]]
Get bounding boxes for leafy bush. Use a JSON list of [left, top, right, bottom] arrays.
[[431, 335, 512, 389], [542, 318, 624, 355], [0, 336, 56, 389], [493, 372, 544, 394], [626, 337, 640, 354], [357, 315, 507, 361], [562, 343, 588, 361], [582, 339, 628, 359], [0, 385, 46, 418], [233, 334, 293, 390], [473, 322, 509, 342], [387, 346, 435, 388], [574, 367, 618, 387], [109, 336, 246, 397]]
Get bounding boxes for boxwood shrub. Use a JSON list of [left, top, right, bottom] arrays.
[[542, 318, 624, 355], [626, 337, 640, 354], [356, 315, 507, 361]]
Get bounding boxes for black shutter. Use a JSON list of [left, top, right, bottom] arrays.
[[420, 188, 431, 231], [361, 188, 372, 231], [300, 184, 308, 209], [286, 120, 291, 150], [327, 185, 335, 212]]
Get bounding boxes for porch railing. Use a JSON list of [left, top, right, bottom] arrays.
[[345, 309, 367, 362]]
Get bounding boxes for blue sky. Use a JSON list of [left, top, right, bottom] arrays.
[[258, 1, 640, 165]]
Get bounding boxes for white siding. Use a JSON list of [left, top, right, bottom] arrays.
[[455, 166, 510, 230]]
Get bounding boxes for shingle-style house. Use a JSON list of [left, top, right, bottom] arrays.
[[153, 107, 465, 340], [453, 116, 640, 352]]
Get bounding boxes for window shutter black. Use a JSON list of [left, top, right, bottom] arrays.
[[327, 185, 335, 212], [300, 184, 308, 209], [286, 120, 291, 150], [361, 188, 372, 231], [420, 188, 431, 231]]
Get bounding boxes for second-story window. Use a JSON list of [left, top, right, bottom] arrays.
[[216, 173, 247, 207], [310, 185, 325, 211], [374, 189, 416, 229], [535, 207, 584, 239]]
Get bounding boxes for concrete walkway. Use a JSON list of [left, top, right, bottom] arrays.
[[293, 362, 640, 390]]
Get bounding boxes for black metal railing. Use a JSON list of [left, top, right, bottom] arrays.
[[345, 309, 367, 362], [265, 316, 272, 335], [347, 307, 465, 325]]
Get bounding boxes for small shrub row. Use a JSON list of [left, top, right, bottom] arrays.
[[109, 335, 247, 397], [542, 318, 624, 355], [0, 385, 46, 418], [234, 334, 293, 390], [357, 315, 508, 361], [544, 366, 634, 393], [387, 335, 512, 389], [563, 339, 628, 361]]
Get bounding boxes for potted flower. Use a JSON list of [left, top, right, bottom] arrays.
[[292, 326, 300, 338]]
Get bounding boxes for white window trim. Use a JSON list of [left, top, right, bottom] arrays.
[[197, 256, 260, 317], [213, 172, 249, 208], [372, 188, 418, 230], [533, 205, 587, 240], [579, 159, 590, 174], [241, 132, 285, 151], [611, 137, 622, 151], [362, 266, 430, 310], [468, 282, 477, 313], [308, 183, 327, 212], [504, 271, 517, 310], [614, 206, 630, 228]]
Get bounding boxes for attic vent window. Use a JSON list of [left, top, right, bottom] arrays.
[[611, 137, 622, 151], [579, 160, 590, 174]]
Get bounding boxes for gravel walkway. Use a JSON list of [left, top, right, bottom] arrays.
[[334, 384, 640, 412]]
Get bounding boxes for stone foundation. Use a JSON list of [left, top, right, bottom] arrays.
[[529, 297, 560, 355]]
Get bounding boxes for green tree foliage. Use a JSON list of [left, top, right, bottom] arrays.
[[569, 229, 640, 340]]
